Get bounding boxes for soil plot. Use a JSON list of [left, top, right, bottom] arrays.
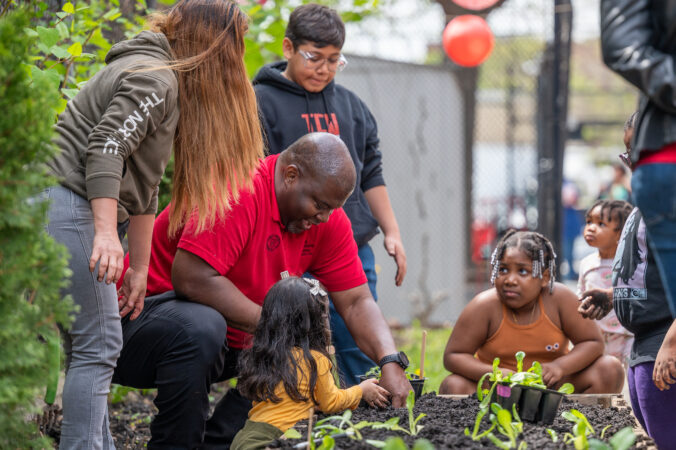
[[273, 393, 655, 449]]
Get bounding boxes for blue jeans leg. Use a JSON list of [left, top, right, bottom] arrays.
[[329, 244, 378, 387], [632, 163, 676, 317], [43, 186, 122, 450]]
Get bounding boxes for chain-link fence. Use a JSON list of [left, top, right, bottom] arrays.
[[340, 1, 566, 324]]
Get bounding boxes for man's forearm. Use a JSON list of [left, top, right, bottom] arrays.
[[337, 290, 397, 363], [172, 249, 261, 333]]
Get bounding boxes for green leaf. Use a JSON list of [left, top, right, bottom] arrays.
[[366, 440, 386, 448], [24, 27, 38, 38], [546, 428, 558, 443], [50, 45, 70, 60], [515, 351, 525, 373], [36, 26, 60, 48], [558, 383, 575, 394], [30, 66, 61, 89], [383, 437, 409, 450], [56, 11, 69, 19], [56, 22, 69, 40], [283, 427, 302, 439], [319, 435, 335, 450], [608, 427, 636, 450], [62, 2, 75, 14], [103, 8, 121, 20], [412, 439, 435, 450], [67, 42, 82, 57], [588, 439, 611, 450], [61, 88, 79, 99]]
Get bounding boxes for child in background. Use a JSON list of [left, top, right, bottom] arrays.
[[440, 230, 624, 395], [578, 199, 634, 368], [232, 277, 389, 450]]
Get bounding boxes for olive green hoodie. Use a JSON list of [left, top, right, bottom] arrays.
[[49, 31, 179, 222]]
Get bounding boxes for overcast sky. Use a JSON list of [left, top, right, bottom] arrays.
[[343, 0, 600, 63]]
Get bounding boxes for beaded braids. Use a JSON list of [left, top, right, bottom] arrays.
[[490, 230, 558, 293]]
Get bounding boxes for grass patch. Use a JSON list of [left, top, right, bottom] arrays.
[[393, 321, 452, 395]]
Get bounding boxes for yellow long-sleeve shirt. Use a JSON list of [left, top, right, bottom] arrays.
[[248, 349, 362, 432]]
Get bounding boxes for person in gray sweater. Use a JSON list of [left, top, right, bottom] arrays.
[[43, 1, 263, 448]]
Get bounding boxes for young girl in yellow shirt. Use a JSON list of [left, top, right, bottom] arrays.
[[232, 277, 389, 449]]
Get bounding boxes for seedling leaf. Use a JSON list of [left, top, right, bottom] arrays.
[[558, 383, 575, 394], [608, 427, 636, 450], [284, 428, 303, 439]]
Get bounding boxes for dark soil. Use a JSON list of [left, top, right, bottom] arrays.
[[39, 390, 655, 449], [273, 393, 655, 449]]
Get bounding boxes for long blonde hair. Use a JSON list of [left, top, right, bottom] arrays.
[[147, 0, 264, 236]]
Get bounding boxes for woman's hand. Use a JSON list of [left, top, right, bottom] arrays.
[[90, 230, 124, 284], [90, 197, 123, 284], [653, 320, 676, 390], [118, 266, 148, 320], [359, 378, 390, 409], [541, 362, 564, 388]]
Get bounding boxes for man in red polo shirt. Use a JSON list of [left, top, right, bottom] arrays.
[[113, 133, 410, 449]]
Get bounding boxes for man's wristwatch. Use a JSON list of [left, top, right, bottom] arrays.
[[378, 351, 409, 370]]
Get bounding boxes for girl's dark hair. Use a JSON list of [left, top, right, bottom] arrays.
[[237, 277, 332, 405], [490, 230, 557, 293], [585, 199, 633, 231], [285, 3, 345, 49]]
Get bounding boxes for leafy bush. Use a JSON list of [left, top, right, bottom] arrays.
[[0, 8, 74, 448]]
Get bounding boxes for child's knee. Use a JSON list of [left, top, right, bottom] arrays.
[[439, 374, 475, 395], [593, 355, 625, 392]]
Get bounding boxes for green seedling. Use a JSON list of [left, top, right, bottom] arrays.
[[562, 409, 595, 450], [586, 427, 637, 450], [558, 383, 575, 394], [600, 425, 612, 439], [405, 389, 426, 436], [362, 365, 424, 382], [515, 351, 525, 373], [546, 428, 558, 443]]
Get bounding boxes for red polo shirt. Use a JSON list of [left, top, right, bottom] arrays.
[[135, 154, 367, 349]]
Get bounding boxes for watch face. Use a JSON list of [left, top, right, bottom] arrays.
[[399, 351, 409, 367]]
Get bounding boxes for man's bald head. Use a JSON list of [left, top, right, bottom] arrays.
[[280, 133, 356, 197]]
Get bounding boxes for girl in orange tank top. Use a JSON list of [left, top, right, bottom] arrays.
[[440, 230, 624, 395]]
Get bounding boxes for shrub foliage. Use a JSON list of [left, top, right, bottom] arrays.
[[0, 9, 74, 448]]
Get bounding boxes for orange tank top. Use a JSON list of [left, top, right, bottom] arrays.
[[476, 296, 569, 372]]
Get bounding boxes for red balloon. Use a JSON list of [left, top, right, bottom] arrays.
[[452, 0, 501, 11], [442, 15, 494, 67]]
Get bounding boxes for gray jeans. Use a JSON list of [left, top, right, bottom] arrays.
[[42, 186, 123, 450]]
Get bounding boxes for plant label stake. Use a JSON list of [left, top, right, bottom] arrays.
[[420, 330, 427, 379], [307, 407, 314, 449]]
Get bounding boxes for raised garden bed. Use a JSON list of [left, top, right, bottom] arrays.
[[273, 393, 656, 449]]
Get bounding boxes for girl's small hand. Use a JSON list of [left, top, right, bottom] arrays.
[[118, 266, 148, 320], [90, 231, 124, 284], [359, 378, 390, 409], [541, 362, 564, 388]]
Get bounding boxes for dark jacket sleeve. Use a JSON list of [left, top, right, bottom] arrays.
[[601, 0, 676, 114], [360, 100, 385, 192]]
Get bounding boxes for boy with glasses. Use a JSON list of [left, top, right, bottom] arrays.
[[253, 3, 407, 387]]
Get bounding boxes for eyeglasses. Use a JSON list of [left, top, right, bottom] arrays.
[[298, 50, 348, 73], [618, 150, 632, 168]]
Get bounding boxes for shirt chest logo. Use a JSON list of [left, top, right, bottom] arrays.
[[301, 113, 340, 135], [266, 234, 281, 252]]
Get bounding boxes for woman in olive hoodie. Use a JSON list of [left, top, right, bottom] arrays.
[[44, 1, 263, 448]]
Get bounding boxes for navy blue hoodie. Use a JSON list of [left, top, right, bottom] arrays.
[[253, 61, 384, 247]]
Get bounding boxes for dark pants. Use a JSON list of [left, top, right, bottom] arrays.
[[112, 291, 250, 449]]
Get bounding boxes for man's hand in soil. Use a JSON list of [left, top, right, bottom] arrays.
[[653, 319, 676, 391], [578, 288, 613, 320], [541, 361, 565, 388], [378, 362, 410, 408]]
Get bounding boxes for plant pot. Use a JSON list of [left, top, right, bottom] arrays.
[[518, 386, 544, 422], [490, 382, 522, 412], [536, 389, 565, 425], [407, 374, 427, 400]]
